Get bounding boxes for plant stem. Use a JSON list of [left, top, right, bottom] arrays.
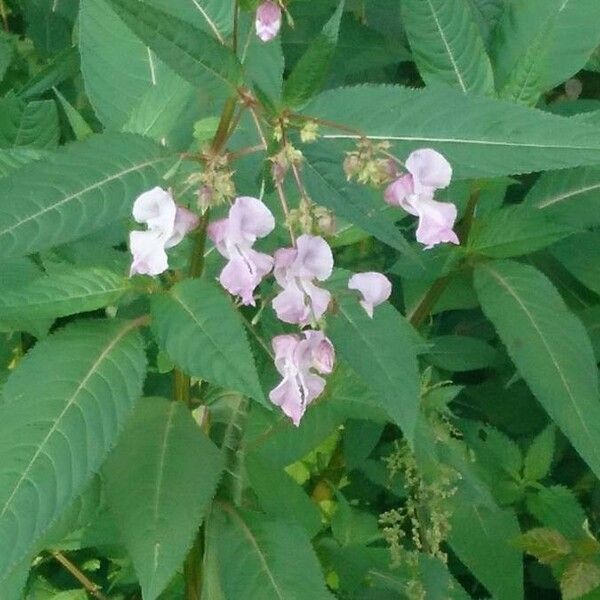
[[0, 0, 8, 31], [184, 532, 204, 600], [408, 275, 452, 328], [189, 212, 210, 279], [232, 0, 239, 55], [211, 97, 238, 154], [52, 551, 109, 600]]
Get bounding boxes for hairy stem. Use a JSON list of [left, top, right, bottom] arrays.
[[52, 551, 109, 600]]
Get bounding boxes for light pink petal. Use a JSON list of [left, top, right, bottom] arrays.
[[415, 198, 459, 250], [301, 280, 331, 323], [272, 334, 300, 375], [219, 249, 273, 306], [132, 187, 176, 234], [303, 330, 335, 374], [228, 196, 275, 244], [273, 247, 297, 286], [406, 149, 452, 195], [384, 174, 418, 215], [272, 282, 311, 325], [129, 230, 169, 277], [207, 218, 230, 257], [165, 206, 199, 249], [348, 272, 392, 318], [294, 235, 334, 281], [255, 1, 282, 42], [269, 376, 306, 426]]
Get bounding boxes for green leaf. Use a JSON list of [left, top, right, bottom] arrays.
[[561, 561, 600, 600], [516, 527, 571, 564], [527, 485, 586, 540], [302, 143, 420, 264], [328, 287, 420, 442], [302, 85, 600, 178], [53, 88, 94, 141], [401, 0, 494, 95], [211, 505, 335, 600], [524, 426, 556, 482], [449, 495, 523, 599], [0, 147, 46, 178], [426, 335, 498, 372], [467, 0, 505, 47], [0, 267, 130, 321], [106, 0, 242, 91], [151, 278, 264, 402], [491, 0, 600, 92], [0, 133, 170, 259], [0, 34, 12, 83], [524, 166, 600, 227], [467, 206, 574, 258], [283, 1, 344, 108], [0, 319, 146, 577], [0, 93, 59, 149], [19, 46, 80, 100], [552, 232, 600, 295], [474, 260, 600, 480], [104, 397, 224, 600]]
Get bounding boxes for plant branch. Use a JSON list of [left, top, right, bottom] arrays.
[[408, 275, 452, 329], [0, 0, 8, 31], [51, 551, 109, 600]]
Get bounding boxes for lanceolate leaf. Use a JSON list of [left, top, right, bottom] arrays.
[[401, 0, 494, 95], [151, 278, 264, 402], [283, 1, 344, 108], [0, 133, 171, 259], [0, 319, 146, 577], [0, 93, 59, 149], [104, 397, 224, 600], [0, 267, 130, 321], [474, 260, 600, 481], [211, 504, 335, 600], [106, 0, 242, 91], [302, 85, 600, 178], [0, 148, 46, 178], [328, 290, 421, 443]]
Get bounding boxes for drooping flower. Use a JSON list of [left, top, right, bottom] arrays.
[[255, 1, 282, 42], [270, 330, 335, 426], [348, 272, 392, 318], [272, 234, 333, 326], [208, 196, 275, 306], [384, 149, 459, 250], [129, 187, 199, 276]]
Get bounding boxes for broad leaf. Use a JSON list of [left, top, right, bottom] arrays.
[[552, 232, 600, 295], [105, 397, 224, 600], [302, 85, 600, 178], [524, 166, 600, 227], [0, 133, 170, 259], [211, 505, 335, 600], [474, 260, 600, 480], [426, 335, 498, 372], [0, 147, 46, 178], [0, 93, 59, 148], [283, 2, 344, 108], [106, 0, 242, 91], [328, 288, 420, 442], [0, 319, 146, 577], [491, 0, 600, 91], [151, 278, 264, 402], [0, 267, 130, 321], [401, 0, 494, 95], [19, 46, 80, 100]]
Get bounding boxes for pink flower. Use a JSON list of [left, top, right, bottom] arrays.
[[255, 1, 282, 42], [129, 187, 199, 276], [270, 330, 335, 426], [384, 149, 459, 250], [348, 272, 392, 318], [208, 196, 275, 306], [272, 235, 333, 326]]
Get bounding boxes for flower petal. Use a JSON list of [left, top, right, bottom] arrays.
[[132, 187, 176, 234], [269, 376, 306, 426], [348, 272, 392, 318], [384, 174, 418, 215], [415, 198, 459, 249], [228, 196, 275, 244], [272, 282, 310, 325], [129, 230, 169, 276], [255, 1, 282, 42], [165, 206, 199, 249], [294, 235, 334, 281], [303, 330, 335, 374], [406, 149, 452, 195]]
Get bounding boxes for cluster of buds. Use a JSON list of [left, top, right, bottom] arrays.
[[287, 198, 336, 237], [343, 139, 398, 187], [190, 153, 235, 213], [270, 144, 303, 185]]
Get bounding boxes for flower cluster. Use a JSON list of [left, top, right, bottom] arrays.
[[127, 147, 458, 425], [255, 1, 282, 42]]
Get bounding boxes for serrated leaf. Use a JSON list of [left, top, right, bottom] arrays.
[[328, 286, 420, 442], [0, 147, 46, 178], [211, 505, 335, 600], [467, 0, 505, 46], [104, 397, 224, 600], [524, 426, 556, 482], [0, 267, 130, 321], [302, 85, 600, 179], [561, 560, 600, 600], [54, 88, 94, 141], [0, 319, 146, 577], [151, 278, 264, 402], [552, 232, 600, 296], [474, 260, 600, 481], [449, 494, 523, 599], [401, 0, 494, 95], [106, 0, 242, 91], [491, 0, 600, 92], [426, 335, 498, 372], [0, 93, 59, 149], [524, 166, 600, 227], [283, 1, 344, 108], [467, 205, 574, 258], [19, 46, 80, 100], [517, 528, 571, 564], [0, 133, 170, 259], [527, 485, 586, 540]]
